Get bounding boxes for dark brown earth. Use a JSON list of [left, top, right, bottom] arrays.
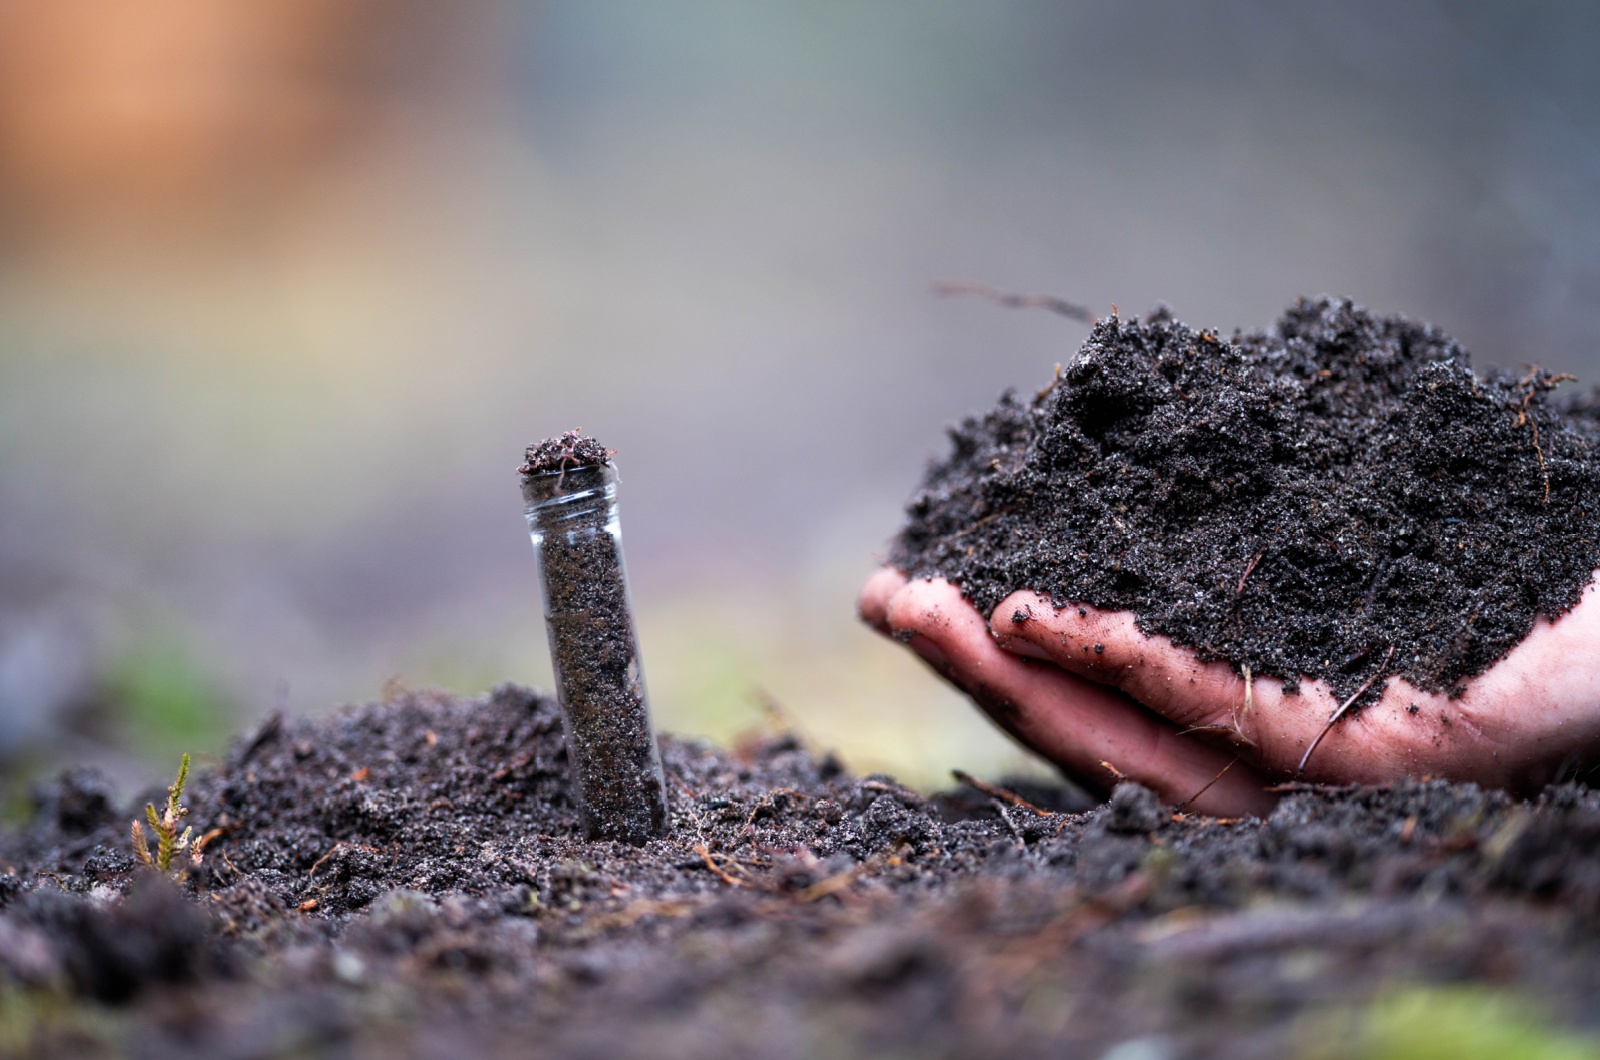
[[5, 686, 1600, 1058], [890, 297, 1600, 707]]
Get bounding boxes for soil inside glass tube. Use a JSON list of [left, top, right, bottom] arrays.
[[537, 519, 665, 843], [520, 433, 666, 844]]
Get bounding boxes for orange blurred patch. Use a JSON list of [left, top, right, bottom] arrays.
[[0, 0, 494, 249]]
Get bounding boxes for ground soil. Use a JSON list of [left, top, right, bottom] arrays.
[[4, 686, 1600, 1058], [890, 297, 1600, 705]]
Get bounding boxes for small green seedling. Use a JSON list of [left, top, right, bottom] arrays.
[[131, 753, 208, 879]]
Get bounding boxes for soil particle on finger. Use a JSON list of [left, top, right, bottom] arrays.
[[5, 689, 1600, 1057], [890, 296, 1600, 707]]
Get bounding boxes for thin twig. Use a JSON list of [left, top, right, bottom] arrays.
[[1297, 646, 1396, 775], [1264, 781, 1365, 795], [590, 899, 696, 932], [1526, 399, 1550, 506], [306, 841, 384, 885], [1516, 371, 1576, 506], [1225, 664, 1259, 748], [952, 770, 1049, 815], [1179, 721, 1258, 750], [1173, 757, 1240, 813], [1237, 551, 1263, 595], [670, 774, 749, 887], [1235, 551, 1264, 643], [932, 280, 1095, 323], [693, 842, 746, 887], [1179, 723, 1242, 738], [949, 504, 1018, 541], [993, 802, 1026, 849], [795, 843, 909, 903], [797, 869, 859, 903]]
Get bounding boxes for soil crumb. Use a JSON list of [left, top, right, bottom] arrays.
[[519, 430, 614, 475], [890, 296, 1600, 704], [6, 688, 1600, 1058]]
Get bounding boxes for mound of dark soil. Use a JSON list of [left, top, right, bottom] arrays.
[[890, 297, 1600, 703], [5, 688, 1600, 1057]]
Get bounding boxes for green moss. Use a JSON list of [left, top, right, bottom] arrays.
[[0, 756, 42, 827], [0, 988, 120, 1058], [1304, 986, 1600, 1060]]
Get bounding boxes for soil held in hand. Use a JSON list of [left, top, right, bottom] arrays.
[[6, 688, 1600, 1057], [891, 296, 1600, 704]]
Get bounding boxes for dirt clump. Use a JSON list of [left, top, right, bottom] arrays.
[[890, 296, 1600, 705], [4, 687, 1600, 1057], [519, 430, 615, 475]]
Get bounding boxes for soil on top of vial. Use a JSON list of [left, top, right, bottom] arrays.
[[520, 430, 614, 476], [890, 296, 1600, 706]]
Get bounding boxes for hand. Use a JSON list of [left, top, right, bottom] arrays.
[[859, 569, 1600, 816]]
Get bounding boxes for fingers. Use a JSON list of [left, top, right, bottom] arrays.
[[992, 591, 1260, 740], [987, 590, 1530, 785], [1387, 578, 1600, 793], [866, 568, 1600, 796], [886, 577, 1275, 816], [858, 567, 908, 631]]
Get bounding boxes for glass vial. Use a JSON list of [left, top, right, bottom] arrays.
[[521, 461, 668, 844]]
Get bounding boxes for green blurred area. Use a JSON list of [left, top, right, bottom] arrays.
[[393, 589, 1053, 793], [0, 589, 1049, 803], [100, 630, 233, 770], [636, 593, 1052, 791], [0, 760, 40, 827], [1302, 987, 1600, 1060]]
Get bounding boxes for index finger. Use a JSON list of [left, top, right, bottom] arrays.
[[991, 591, 1258, 740]]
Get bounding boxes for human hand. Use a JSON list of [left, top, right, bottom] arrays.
[[860, 568, 1600, 817]]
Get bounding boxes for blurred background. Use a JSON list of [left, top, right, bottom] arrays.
[[4, 0, 1600, 802]]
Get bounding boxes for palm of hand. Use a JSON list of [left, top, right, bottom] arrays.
[[860, 569, 1600, 816]]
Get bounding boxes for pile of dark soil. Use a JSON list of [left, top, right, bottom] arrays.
[[890, 297, 1600, 702], [5, 688, 1600, 1058]]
